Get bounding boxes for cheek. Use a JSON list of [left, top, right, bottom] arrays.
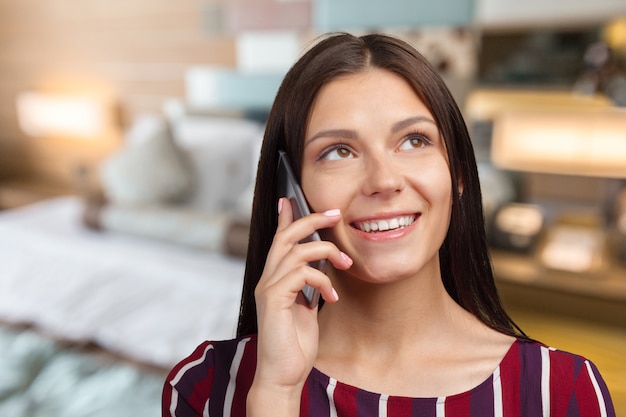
[[301, 172, 345, 213], [409, 160, 453, 202]]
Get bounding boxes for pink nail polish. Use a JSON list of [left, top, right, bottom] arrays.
[[278, 198, 283, 214], [340, 252, 353, 266], [323, 209, 341, 217]]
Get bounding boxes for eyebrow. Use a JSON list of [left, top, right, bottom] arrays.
[[305, 115, 437, 147], [391, 116, 437, 133]]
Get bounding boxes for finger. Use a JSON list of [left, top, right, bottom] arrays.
[[277, 208, 342, 247], [276, 197, 294, 232], [262, 240, 351, 290], [258, 265, 338, 308], [264, 206, 342, 274]]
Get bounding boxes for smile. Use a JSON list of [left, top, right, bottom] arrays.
[[354, 215, 417, 233]]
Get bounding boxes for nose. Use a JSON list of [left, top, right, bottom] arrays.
[[361, 153, 405, 197]]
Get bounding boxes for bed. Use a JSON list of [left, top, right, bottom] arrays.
[[0, 196, 247, 416], [0, 111, 262, 416]]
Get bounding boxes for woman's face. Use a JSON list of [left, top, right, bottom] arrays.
[[301, 68, 453, 284]]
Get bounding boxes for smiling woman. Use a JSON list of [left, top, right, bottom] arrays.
[[162, 33, 616, 417], [301, 69, 453, 285]]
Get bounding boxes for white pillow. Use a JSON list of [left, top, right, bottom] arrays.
[[100, 117, 193, 205], [171, 116, 264, 212]]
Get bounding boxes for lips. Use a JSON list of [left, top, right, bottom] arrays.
[[354, 214, 417, 233]]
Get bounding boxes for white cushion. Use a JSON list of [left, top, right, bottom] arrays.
[[171, 116, 263, 212], [100, 117, 193, 206]]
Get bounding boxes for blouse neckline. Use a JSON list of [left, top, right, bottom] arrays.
[[308, 338, 521, 401]]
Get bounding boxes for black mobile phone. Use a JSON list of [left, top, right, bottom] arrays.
[[276, 150, 326, 307]]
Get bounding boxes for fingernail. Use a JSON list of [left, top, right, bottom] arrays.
[[278, 198, 284, 214], [340, 252, 353, 266], [323, 209, 341, 217], [331, 288, 339, 302]]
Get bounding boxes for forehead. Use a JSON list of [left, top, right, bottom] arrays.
[[307, 69, 436, 132]]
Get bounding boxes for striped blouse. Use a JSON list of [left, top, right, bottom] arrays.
[[162, 335, 615, 417]]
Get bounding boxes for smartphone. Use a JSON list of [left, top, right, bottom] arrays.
[[276, 150, 326, 307]]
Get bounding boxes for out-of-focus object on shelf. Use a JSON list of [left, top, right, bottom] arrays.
[[611, 188, 626, 263], [490, 203, 544, 253], [537, 214, 606, 275], [573, 39, 626, 107]]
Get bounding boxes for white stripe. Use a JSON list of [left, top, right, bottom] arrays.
[[540, 346, 551, 417], [327, 378, 338, 417], [585, 361, 608, 417], [436, 397, 446, 417], [224, 337, 251, 417], [169, 344, 215, 416], [493, 366, 503, 417], [203, 398, 210, 417], [379, 394, 389, 417], [170, 390, 179, 417]]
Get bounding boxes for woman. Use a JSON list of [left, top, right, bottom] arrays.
[[163, 33, 615, 417]]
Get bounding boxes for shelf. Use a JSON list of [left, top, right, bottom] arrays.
[[491, 249, 626, 327]]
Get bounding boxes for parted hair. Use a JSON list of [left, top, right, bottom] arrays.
[[236, 32, 524, 339]]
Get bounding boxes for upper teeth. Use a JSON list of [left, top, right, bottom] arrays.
[[357, 215, 415, 232]]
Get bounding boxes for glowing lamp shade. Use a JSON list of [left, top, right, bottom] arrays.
[[491, 108, 626, 178], [16, 92, 111, 140]]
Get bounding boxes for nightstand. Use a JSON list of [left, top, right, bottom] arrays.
[[0, 179, 73, 210]]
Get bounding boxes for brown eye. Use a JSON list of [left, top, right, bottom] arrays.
[[399, 134, 429, 150], [337, 148, 351, 158], [322, 146, 354, 160]]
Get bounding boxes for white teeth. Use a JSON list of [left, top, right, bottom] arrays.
[[356, 215, 415, 233]]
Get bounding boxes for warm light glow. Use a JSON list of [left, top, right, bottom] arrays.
[[603, 17, 626, 51], [491, 108, 626, 178], [465, 89, 612, 122], [16, 92, 111, 139]]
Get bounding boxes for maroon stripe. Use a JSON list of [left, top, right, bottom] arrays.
[[500, 340, 521, 417], [231, 338, 256, 416]]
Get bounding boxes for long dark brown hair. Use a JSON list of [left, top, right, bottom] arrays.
[[237, 32, 525, 339]]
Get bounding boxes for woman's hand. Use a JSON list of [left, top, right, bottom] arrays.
[[247, 198, 352, 415]]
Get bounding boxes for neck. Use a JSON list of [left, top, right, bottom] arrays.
[[317, 265, 465, 355]]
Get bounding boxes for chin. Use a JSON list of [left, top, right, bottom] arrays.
[[350, 261, 422, 285]]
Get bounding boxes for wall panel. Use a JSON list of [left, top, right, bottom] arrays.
[[0, 0, 236, 185]]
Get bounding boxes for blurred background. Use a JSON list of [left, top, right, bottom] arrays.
[[0, 0, 625, 416]]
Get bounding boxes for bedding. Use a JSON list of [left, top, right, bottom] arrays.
[[0, 196, 247, 414], [0, 324, 165, 417], [0, 196, 246, 366]]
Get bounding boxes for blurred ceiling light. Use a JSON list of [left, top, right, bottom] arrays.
[[16, 92, 111, 139], [465, 89, 612, 122], [491, 108, 626, 178]]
